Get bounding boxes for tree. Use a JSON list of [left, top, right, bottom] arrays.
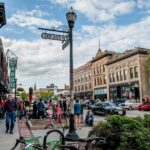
[[21, 92, 28, 100], [89, 115, 150, 150]]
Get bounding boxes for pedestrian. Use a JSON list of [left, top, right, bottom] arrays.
[[17, 101, 24, 120], [55, 103, 62, 127], [85, 109, 94, 126], [46, 105, 53, 124], [4, 95, 18, 134], [74, 99, 81, 129], [32, 101, 37, 119], [80, 99, 84, 123], [37, 99, 45, 119], [63, 99, 69, 127]]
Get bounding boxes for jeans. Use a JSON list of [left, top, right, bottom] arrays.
[[5, 111, 16, 131]]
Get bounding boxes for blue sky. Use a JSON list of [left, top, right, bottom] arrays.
[[1, 0, 150, 91]]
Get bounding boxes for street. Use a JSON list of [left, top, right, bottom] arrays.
[[91, 110, 150, 123]]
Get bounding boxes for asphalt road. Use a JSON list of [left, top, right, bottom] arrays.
[[83, 109, 150, 123]]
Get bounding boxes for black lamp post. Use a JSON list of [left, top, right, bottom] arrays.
[[65, 8, 79, 141], [14, 78, 17, 101]]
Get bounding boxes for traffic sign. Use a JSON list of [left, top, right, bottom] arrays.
[[62, 39, 70, 50], [41, 33, 68, 41]]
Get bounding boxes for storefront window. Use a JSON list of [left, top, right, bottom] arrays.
[[134, 66, 138, 78]]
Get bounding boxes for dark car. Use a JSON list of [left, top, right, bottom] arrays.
[[91, 102, 126, 116], [113, 99, 126, 106]]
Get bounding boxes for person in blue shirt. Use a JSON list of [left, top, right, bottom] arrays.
[[74, 99, 81, 129]]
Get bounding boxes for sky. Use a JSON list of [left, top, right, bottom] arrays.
[[1, 0, 150, 92]]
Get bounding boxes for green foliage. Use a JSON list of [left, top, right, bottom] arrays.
[[89, 115, 150, 150], [38, 92, 53, 100], [21, 92, 28, 100]]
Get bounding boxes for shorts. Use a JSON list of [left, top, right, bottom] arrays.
[[75, 113, 80, 116]]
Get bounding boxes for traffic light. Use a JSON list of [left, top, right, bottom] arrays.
[[0, 3, 6, 28]]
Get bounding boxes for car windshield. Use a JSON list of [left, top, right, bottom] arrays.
[[104, 103, 115, 107]]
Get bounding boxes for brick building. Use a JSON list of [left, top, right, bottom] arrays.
[[74, 62, 93, 99], [106, 47, 150, 102], [91, 49, 119, 100]]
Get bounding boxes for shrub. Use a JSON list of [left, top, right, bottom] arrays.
[[89, 115, 150, 150]]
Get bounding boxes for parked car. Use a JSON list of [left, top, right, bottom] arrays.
[[113, 99, 126, 106], [91, 102, 126, 116], [138, 102, 150, 111], [120, 100, 142, 110]]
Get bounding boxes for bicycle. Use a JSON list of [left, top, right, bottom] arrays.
[[11, 129, 65, 150], [58, 137, 107, 150]]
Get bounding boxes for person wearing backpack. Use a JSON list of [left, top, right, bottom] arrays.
[[37, 99, 45, 119]]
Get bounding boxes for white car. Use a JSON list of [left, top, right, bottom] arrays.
[[120, 100, 142, 110]]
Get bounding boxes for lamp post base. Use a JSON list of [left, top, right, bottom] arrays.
[[65, 113, 79, 141]]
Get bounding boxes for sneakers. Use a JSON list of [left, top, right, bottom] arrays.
[[9, 130, 13, 134]]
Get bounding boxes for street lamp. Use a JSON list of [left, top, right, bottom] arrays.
[[65, 8, 79, 141]]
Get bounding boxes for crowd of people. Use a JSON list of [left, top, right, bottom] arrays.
[[0, 95, 95, 134]]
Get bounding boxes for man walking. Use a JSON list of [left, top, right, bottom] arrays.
[[4, 95, 18, 134]]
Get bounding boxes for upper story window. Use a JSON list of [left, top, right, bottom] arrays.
[[93, 68, 96, 75], [104, 75, 106, 84], [103, 65, 106, 72], [134, 66, 138, 78], [97, 66, 99, 75], [85, 84, 88, 90], [97, 77, 100, 85], [89, 72, 92, 79], [89, 83, 92, 89], [85, 73, 88, 81], [112, 73, 115, 82], [94, 78, 97, 86], [100, 76, 102, 85], [81, 85, 84, 91], [120, 71, 123, 81], [116, 72, 120, 81], [130, 68, 134, 79], [109, 74, 112, 83], [123, 69, 127, 80]]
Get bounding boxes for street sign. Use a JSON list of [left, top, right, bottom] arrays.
[[41, 33, 68, 41], [62, 39, 70, 50], [9, 59, 17, 68]]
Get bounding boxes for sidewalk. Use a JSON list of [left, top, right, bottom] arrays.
[[0, 119, 19, 150]]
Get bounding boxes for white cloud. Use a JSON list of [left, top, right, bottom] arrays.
[[50, 0, 136, 22], [7, 9, 62, 28]]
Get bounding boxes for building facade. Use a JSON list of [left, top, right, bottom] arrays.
[[107, 48, 150, 102], [74, 62, 93, 99], [91, 49, 118, 100], [0, 38, 9, 96]]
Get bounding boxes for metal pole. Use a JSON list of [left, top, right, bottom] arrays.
[[15, 79, 17, 101], [65, 24, 79, 141]]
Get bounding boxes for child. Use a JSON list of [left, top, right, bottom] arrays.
[[85, 109, 94, 126], [46, 106, 53, 124], [55, 103, 62, 127]]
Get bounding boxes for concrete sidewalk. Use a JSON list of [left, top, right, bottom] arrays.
[[0, 119, 19, 150]]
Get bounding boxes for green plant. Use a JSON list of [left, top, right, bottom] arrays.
[[89, 115, 150, 150]]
